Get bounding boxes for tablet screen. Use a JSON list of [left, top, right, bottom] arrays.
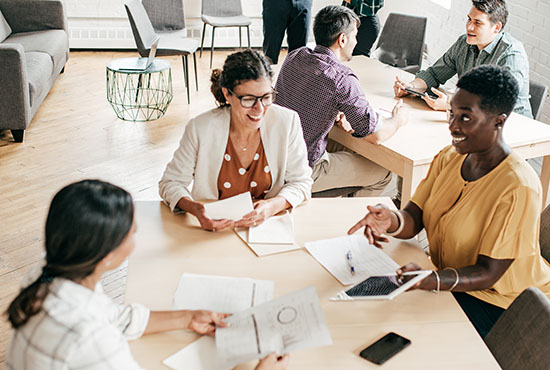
[[345, 275, 400, 297]]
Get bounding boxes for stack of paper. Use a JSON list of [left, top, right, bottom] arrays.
[[173, 273, 274, 313], [305, 234, 400, 285], [203, 192, 254, 221], [235, 212, 300, 256]]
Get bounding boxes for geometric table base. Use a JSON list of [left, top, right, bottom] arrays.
[[106, 59, 173, 122]]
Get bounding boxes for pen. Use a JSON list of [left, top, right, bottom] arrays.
[[397, 270, 431, 276], [346, 250, 356, 275]]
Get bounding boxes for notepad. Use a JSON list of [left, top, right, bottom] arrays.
[[203, 192, 254, 221], [248, 212, 294, 244]]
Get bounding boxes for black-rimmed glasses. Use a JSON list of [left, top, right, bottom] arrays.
[[228, 89, 278, 108]]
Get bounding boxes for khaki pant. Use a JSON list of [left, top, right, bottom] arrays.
[[311, 149, 392, 197]]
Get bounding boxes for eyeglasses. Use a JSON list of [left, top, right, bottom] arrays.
[[228, 89, 278, 108]]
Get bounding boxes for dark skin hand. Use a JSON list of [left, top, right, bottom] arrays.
[[349, 201, 514, 292], [397, 255, 513, 292]]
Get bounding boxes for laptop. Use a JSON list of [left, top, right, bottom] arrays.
[[120, 37, 159, 71]]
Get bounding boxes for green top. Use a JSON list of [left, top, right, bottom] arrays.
[[416, 32, 532, 118], [342, 0, 384, 16]]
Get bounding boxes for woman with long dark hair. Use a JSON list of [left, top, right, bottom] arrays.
[[5, 180, 288, 369]]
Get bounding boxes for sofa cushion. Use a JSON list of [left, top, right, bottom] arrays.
[[25, 52, 53, 107], [5, 29, 67, 73], [0, 10, 12, 42]]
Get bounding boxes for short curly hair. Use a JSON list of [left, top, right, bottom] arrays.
[[456, 65, 518, 116], [210, 49, 273, 106]]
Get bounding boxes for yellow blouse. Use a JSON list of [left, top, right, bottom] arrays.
[[412, 145, 550, 308]]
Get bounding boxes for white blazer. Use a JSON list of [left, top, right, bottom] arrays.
[[159, 105, 313, 211]]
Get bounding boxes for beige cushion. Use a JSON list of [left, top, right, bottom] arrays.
[[0, 10, 12, 42]]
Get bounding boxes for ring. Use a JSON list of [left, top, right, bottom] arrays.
[[253, 221, 257, 226]]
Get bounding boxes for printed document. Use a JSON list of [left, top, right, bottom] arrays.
[[203, 192, 254, 221], [305, 234, 400, 285], [215, 286, 332, 367], [173, 273, 274, 313]]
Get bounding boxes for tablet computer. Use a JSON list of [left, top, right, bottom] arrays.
[[329, 270, 432, 301]]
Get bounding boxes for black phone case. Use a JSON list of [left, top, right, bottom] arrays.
[[359, 332, 411, 365]]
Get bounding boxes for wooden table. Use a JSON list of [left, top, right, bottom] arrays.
[[328, 57, 550, 208], [126, 199, 499, 369]]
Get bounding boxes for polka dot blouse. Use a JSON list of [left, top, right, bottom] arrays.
[[217, 136, 272, 200]]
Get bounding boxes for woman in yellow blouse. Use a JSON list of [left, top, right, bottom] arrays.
[[348, 65, 550, 337]]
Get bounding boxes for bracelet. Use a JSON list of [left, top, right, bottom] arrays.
[[445, 267, 460, 291], [431, 270, 440, 294], [386, 210, 405, 236]]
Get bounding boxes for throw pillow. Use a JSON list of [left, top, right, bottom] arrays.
[[0, 9, 12, 42]]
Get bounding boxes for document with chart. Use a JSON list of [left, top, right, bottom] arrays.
[[215, 286, 332, 367], [305, 234, 400, 285], [173, 274, 274, 313]]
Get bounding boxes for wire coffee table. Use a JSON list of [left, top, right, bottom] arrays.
[[106, 58, 173, 122]]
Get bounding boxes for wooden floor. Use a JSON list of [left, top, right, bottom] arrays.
[[0, 50, 543, 366], [0, 50, 247, 365]]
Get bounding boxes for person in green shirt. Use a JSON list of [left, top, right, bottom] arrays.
[[393, 0, 532, 118], [342, 0, 384, 56]]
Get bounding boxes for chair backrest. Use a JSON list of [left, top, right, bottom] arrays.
[[124, 0, 158, 56], [539, 204, 550, 263], [201, 0, 243, 17], [142, 0, 185, 32], [373, 13, 427, 74], [485, 287, 550, 370], [529, 80, 548, 121]]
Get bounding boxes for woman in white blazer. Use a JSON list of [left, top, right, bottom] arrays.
[[159, 50, 312, 232]]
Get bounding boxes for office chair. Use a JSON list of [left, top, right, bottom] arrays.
[[485, 287, 550, 370], [372, 13, 427, 74], [200, 0, 251, 69], [529, 80, 548, 121], [125, 0, 199, 104]]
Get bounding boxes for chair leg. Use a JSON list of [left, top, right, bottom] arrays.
[[11, 129, 24, 143], [239, 27, 242, 49], [210, 26, 216, 69], [247, 26, 251, 49], [182, 55, 190, 104], [193, 52, 198, 91], [200, 23, 206, 58]]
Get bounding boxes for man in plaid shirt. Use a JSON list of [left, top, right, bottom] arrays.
[[342, 0, 385, 56]]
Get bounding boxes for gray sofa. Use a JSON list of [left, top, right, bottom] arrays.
[[0, 0, 69, 142]]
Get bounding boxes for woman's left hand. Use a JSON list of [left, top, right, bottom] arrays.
[[396, 263, 433, 290], [187, 310, 230, 336], [235, 199, 277, 228]]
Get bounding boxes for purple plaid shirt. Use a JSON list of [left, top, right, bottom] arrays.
[[275, 45, 378, 166]]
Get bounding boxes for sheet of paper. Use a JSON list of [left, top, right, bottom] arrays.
[[173, 273, 274, 313], [163, 336, 231, 370], [203, 192, 254, 221], [248, 212, 295, 244], [215, 286, 332, 368], [305, 234, 400, 285], [235, 228, 301, 257]]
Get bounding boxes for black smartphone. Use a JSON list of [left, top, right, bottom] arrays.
[[359, 332, 411, 365], [404, 87, 439, 99]]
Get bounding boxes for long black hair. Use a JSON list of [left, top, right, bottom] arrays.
[[6, 179, 134, 328]]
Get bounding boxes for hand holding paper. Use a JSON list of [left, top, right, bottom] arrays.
[[203, 192, 254, 221]]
